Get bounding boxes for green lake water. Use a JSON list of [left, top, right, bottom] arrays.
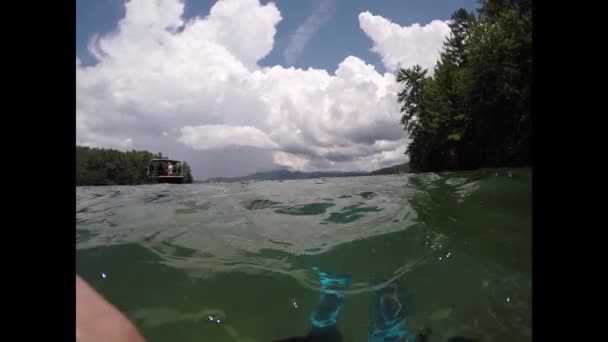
[[76, 168, 531, 342]]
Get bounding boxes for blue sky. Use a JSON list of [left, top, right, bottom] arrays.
[[77, 0, 478, 72]]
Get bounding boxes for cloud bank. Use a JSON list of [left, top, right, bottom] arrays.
[[77, 0, 450, 179]]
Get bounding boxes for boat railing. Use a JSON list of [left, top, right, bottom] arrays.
[[146, 166, 185, 177]]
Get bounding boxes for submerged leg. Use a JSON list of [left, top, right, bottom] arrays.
[[309, 266, 352, 329], [274, 267, 350, 342], [368, 279, 415, 342]]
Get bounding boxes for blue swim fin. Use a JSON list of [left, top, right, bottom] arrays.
[[309, 267, 352, 329]]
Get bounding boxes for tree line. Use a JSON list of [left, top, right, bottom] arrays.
[[76, 145, 193, 185], [397, 0, 531, 172]]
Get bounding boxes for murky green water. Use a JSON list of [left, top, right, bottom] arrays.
[[76, 168, 531, 342]]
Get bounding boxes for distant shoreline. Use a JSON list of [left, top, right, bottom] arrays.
[[76, 145, 193, 186], [76, 164, 531, 187]]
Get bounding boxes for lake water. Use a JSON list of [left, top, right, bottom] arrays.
[[76, 168, 531, 342]]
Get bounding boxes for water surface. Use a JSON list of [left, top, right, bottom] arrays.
[[76, 169, 531, 342]]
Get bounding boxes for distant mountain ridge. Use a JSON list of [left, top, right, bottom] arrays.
[[369, 162, 410, 175], [203, 169, 367, 183], [202, 163, 411, 183]]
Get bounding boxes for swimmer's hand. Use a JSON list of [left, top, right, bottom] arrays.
[[76, 275, 145, 342]]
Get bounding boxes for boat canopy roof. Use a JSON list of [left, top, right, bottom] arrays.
[[149, 159, 181, 163]]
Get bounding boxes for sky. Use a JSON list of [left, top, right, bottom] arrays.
[[76, 0, 478, 180]]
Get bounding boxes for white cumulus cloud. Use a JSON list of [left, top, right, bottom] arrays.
[[77, 0, 448, 179], [179, 125, 279, 150], [359, 11, 450, 72]]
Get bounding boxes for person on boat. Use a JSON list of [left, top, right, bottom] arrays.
[[156, 163, 164, 176], [176, 162, 182, 176], [167, 163, 174, 176]]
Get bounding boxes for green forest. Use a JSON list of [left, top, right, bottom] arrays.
[[76, 145, 193, 186], [397, 0, 531, 172]]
